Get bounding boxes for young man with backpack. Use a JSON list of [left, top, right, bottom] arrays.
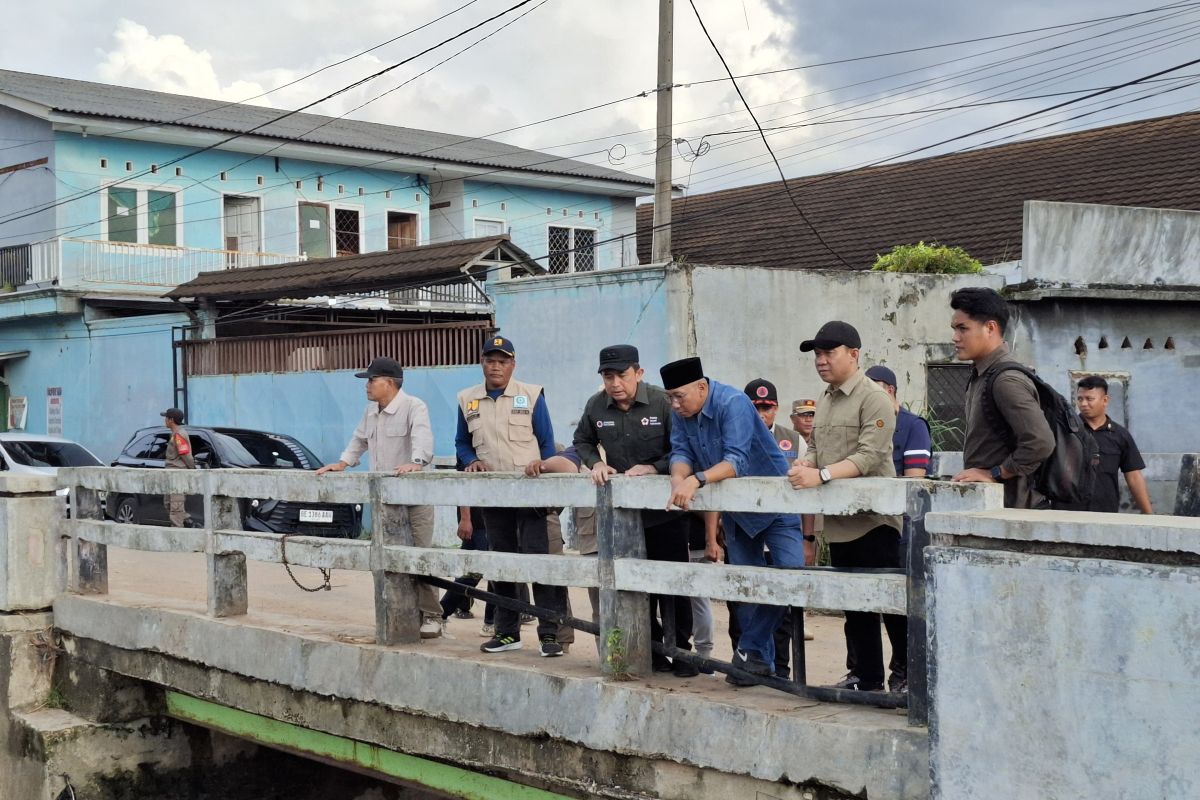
[[949, 288, 1055, 509]]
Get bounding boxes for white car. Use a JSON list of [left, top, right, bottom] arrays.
[[0, 433, 104, 496]]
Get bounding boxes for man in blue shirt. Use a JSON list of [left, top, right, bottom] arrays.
[[661, 357, 805, 685], [865, 366, 933, 478], [455, 337, 565, 657]]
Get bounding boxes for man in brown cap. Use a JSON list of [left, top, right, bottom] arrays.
[[160, 408, 195, 528], [789, 399, 817, 448]]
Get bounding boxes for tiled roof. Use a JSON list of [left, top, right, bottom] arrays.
[[0, 69, 652, 188], [636, 111, 1200, 269], [166, 235, 538, 301]]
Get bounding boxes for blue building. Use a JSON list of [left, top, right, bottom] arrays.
[[0, 70, 651, 460]]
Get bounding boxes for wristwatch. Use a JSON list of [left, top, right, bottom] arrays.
[[819, 467, 832, 484], [990, 465, 1003, 480], [694, 471, 707, 488], [413, 458, 428, 466]]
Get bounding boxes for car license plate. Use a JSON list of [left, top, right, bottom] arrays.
[[299, 509, 334, 524]]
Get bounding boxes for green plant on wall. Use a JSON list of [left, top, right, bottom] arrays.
[[604, 627, 632, 680], [917, 404, 966, 453], [871, 241, 983, 274]]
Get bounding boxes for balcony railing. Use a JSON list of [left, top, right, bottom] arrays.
[[0, 237, 302, 292], [181, 322, 492, 376]]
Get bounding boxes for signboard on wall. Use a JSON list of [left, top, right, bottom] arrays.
[[7, 396, 27, 430], [46, 387, 62, 436]]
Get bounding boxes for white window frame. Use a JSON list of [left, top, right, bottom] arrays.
[[473, 216, 506, 238], [546, 223, 598, 273], [219, 193, 266, 254], [99, 182, 184, 247]]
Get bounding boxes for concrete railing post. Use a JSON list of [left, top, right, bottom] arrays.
[[205, 484, 247, 618], [371, 476, 421, 646], [1, 475, 67, 609], [595, 482, 651, 678], [70, 486, 107, 596]]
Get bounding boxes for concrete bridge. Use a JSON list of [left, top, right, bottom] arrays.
[[2, 468, 1199, 799]]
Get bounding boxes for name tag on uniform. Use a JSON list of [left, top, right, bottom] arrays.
[[513, 395, 530, 409], [511, 408, 531, 415], [641, 416, 662, 426], [597, 420, 615, 428], [465, 411, 480, 421]]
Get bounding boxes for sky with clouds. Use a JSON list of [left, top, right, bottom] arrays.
[[5, 0, 1199, 195]]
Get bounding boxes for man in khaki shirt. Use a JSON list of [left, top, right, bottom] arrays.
[[317, 357, 441, 638], [787, 321, 906, 693]]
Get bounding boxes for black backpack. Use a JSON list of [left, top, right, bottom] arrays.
[[981, 363, 1099, 508]]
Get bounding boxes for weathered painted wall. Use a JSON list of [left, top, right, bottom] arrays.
[[686, 265, 1004, 415], [490, 266, 673, 439], [186, 365, 480, 464], [0, 107, 54, 249], [1022, 200, 1200, 285], [928, 544, 1200, 799], [1011, 298, 1198, 453], [0, 310, 184, 460]]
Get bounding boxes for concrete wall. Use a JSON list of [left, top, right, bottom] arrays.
[[0, 106, 55, 249], [490, 265, 674, 439], [0, 309, 185, 460], [1011, 297, 1199, 453], [926, 508, 1200, 799], [1022, 200, 1200, 285], [187, 364, 479, 464]]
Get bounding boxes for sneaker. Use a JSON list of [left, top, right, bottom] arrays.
[[673, 659, 700, 678], [653, 657, 674, 673], [725, 649, 772, 686], [520, 613, 536, 626], [539, 637, 564, 658], [452, 608, 475, 620], [832, 673, 884, 692], [888, 672, 908, 694], [696, 649, 715, 675], [480, 635, 522, 653], [419, 616, 443, 639]]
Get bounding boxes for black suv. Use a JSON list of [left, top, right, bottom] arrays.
[[107, 426, 362, 538]]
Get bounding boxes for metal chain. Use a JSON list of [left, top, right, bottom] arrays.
[[280, 534, 332, 592]]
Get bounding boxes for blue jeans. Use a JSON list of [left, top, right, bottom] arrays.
[[722, 513, 805, 666]]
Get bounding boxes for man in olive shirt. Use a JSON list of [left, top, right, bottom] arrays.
[[787, 321, 906, 693], [949, 288, 1054, 509], [573, 344, 696, 677]]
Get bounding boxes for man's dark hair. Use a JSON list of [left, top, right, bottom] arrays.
[[1076, 375, 1108, 394], [950, 287, 1010, 335]]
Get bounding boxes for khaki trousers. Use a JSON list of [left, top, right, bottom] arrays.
[[407, 505, 441, 618]]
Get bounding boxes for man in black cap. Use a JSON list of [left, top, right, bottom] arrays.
[[455, 336, 566, 657], [865, 365, 933, 479], [789, 321, 906, 693], [317, 357, 441, 637], [744, 379, 806, 462], [573, 345, 696, 677], [160, 408, 195, 528], [660, 357, 805, 685]]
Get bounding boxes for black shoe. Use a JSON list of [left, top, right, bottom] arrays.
[[888, 672, 908, 693], [480, 635, 522, 653], [653, 657, 674, 672], [832, 673, 884, 692], [725, 649, 771, 686], [539, 637, 564, 658], [774, 669, 791, 680], [673, 659, 700, 678]]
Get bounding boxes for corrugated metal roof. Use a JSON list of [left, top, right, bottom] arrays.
[[637, 110, 1200, 269], [165, 235, 539, 301], [0, 69, 652, 188]]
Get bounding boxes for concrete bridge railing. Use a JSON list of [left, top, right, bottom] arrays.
[[54, 467, 1001, 725]]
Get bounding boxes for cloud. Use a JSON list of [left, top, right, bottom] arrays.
[[96, 19, 272, 106]]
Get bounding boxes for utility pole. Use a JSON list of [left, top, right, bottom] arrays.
[[650, 0, 673, 264]]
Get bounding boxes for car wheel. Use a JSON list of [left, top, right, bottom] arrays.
[[114, 496, 140, 525]]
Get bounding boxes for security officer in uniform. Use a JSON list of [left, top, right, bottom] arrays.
[[745, 379, 806, 461], [573, 344, 697, 677], [161, 408, 195, 528], [456, 336, 567, 657]]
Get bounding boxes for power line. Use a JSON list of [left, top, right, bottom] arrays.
[[685, 0, 852, 268]]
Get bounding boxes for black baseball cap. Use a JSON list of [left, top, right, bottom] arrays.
[[354, 357, 404, 380], [598, 344, 639, 373], [744, 378, 779, 406], [161, 408, 185, 423], [800, 320, 862, 352], [483, 336, 516, 357], [865, 365, 898, 388]]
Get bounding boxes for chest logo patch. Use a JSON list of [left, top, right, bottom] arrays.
[[779, 438, 792, 451], [513, 395, 529, 409], [597, 420, 615, 428], [467, 399, 480, 412]]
